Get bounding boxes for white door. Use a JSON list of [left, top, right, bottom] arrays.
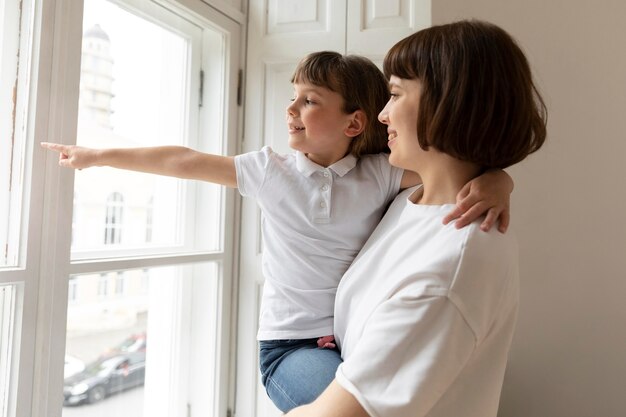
[[237, 1, 430, 416]]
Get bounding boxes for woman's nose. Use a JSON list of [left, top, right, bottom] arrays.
[[378, 107, 388, 124]]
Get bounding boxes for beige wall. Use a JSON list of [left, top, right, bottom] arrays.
[[433, 1, 626, 416]]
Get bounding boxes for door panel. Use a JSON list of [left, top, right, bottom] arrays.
[[239, 2, 431, 416]]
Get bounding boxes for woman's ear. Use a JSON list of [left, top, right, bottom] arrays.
[[344, 110, 366, 138]]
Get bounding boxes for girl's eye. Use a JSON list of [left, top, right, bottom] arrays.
[[289, 97, 315, 104]]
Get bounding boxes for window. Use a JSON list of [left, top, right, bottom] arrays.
[[115, 272, 125, 295], [0, 0, 35, 414], [0, 0, 29, 268], [0, 286, 16, 417], [68, 279, 78, 303], [145, 197, 153, 243], [1, 0, 242, 415], [104, 192, 124, 245], [97, 274, 109, 297], [61, 0, 241, 416]]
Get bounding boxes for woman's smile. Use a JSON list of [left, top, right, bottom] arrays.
[[387, 128, 398, 148]]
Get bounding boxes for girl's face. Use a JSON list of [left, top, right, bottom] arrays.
[[378, 76, 423, 172], [286, 82, 356, 167]]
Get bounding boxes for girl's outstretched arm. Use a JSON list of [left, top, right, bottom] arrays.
[[40, 142, 237, 188]]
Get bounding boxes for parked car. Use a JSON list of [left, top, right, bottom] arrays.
[[64, 355, 85, 379], [63, 351, 146, 406], [114, 332, 147, 353], [100, 332, 147, 358]]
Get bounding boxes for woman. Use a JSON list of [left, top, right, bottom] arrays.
[[286, 20, 547, 417]]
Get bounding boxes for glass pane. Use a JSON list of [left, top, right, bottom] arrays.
[[63, 263, 219, 416], [0, 285, 16, 417], [72, 0, 189, 252], [63, 270, 149, 414], [0, 0, 24, 267]]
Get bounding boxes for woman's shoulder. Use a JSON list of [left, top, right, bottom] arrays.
[[447, 222, 519, 339], [460, 221, 518, 266]]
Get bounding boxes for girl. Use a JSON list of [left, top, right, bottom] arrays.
[[42, 51, 513, 412], [286, 21, 546, 417]]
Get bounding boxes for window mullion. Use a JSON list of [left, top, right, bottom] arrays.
[[27, 0, 84, 414], [69, 252, 225, 275]]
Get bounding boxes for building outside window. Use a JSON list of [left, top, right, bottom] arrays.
[[104, 192, 124, 245]]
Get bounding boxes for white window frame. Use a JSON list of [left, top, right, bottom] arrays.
[[1, 0, 243, 416]]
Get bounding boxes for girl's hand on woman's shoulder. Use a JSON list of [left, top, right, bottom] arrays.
[[442, 169, 513, 233]]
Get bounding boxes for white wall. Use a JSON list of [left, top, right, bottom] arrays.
[[433, 1, 626, 416]]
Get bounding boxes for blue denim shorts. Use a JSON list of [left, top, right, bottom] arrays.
[[259, 338, 342, 412]]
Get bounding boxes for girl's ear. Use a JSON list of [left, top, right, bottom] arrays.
[[344, 110, 366, 138]]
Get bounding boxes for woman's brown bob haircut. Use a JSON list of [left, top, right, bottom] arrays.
[[291, 51, 390, 157], [383, 20, 547, 169]]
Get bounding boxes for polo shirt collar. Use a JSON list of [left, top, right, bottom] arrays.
[[295, 151, 358, 177]]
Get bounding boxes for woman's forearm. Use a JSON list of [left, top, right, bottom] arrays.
[[285, 380, 369, 417]]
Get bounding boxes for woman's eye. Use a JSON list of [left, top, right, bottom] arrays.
[[305, 99, 315, 105]]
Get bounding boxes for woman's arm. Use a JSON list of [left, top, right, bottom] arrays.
[[40, 142, 237, 188], [286, 381, 368, 417]]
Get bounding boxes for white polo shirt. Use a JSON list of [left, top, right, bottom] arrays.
[[235, 146, 403, 340], [334, 186, 519, 417]]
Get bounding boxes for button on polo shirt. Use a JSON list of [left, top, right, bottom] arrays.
[[295, 152, 358, 224]]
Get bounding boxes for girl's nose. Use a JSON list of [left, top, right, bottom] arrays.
[[286, 101, 298, 117]]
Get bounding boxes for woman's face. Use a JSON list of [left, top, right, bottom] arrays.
[[378, 76, 423, 172]]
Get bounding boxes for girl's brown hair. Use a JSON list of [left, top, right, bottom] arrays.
[[292, 51, 390, 157], [383, 20, 547, 169]]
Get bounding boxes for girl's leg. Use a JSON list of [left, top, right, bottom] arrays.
[[259, 339, 342, 413]]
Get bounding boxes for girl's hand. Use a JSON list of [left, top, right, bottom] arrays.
[[443, 170, 513, 233], [317, 335, 336, 349], [41, 142, 100, 170]]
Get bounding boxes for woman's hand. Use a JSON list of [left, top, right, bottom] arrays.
[[443, 170, 513, 233], [285, 381, 368, 417]]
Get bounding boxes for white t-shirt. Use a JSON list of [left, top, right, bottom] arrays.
[[235, 147, 403, 340], [334, 185, 519, 417]]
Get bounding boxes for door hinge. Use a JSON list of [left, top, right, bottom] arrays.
[[199, 69, 204, 108], [237, 69, 243, 106]]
